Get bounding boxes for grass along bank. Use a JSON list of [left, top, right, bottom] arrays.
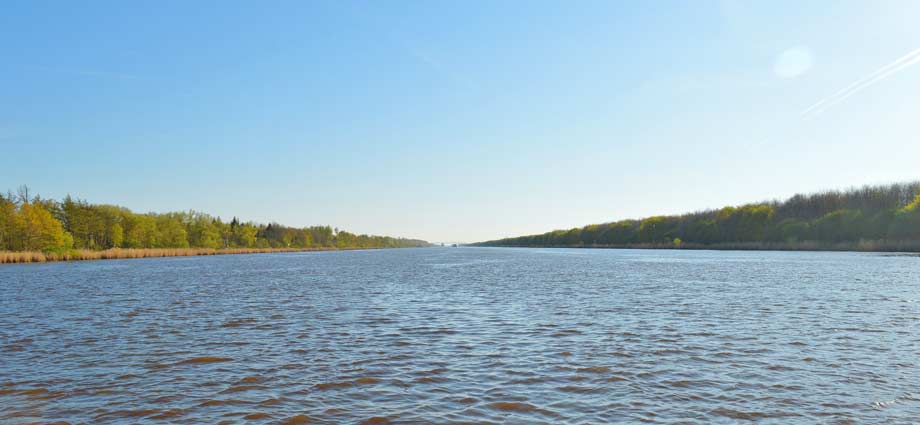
[[0, 246, 384, 265]]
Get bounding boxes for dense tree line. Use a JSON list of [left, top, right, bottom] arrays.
[[0, 187, 428, 252], [477, 182, 920, 249]]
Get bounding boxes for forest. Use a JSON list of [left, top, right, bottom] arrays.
[[0, 186, 428, 255], [476, 182, 920, 251]]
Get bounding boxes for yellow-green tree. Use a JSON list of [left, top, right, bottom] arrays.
[[889, 195, 920, 240], [18, 203, 69, 251], [110, 222, 124, 248], [123, 213, 157, 248], [187, 213, 221, 249], [155, 215, 190, 248]]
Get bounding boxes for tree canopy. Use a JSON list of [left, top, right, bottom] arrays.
[[0, 187, 428, 252], [476, 182, 920, 250]]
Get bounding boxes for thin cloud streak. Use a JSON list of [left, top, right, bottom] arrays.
[[802, 48, 920, 119]]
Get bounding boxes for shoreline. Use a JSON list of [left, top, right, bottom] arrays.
[[0, 247, 392, 265], [473, 240, 920, 253]]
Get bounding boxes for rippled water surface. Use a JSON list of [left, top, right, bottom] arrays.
[[2, 248, 919, 424]]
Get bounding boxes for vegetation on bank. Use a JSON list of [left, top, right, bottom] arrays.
[[475, 182, 920, 251], [0, 247, 373, 264], [0, 186, 429, 262]]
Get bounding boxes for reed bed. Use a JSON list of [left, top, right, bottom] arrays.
[[0, 247, 349, 264]]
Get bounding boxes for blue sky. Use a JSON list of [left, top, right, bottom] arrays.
[[2, 1, 919, 243]]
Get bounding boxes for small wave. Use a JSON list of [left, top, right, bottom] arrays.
[[415, 376, 449, 384], [873, 393, 920, 408], [281, 414, 315, 424], [873, 399, 897, 408], [557, 385, 601, 394], [654, 348, 686, 355], [149, 409, 185, 420], [220, 318, 258, 328], [152, 395, 182, 403], [551, 329, 584, 337], [416, 367, 449, 376], [508, 377, 555, 385], [488, 401, 538, 412], [97, 409, 160, 419], [662, 379, 694, 388], [576, 366, 610, 374], [179, 356, 233, 364], [315, 377, 379, 390], [198, 399, 252, 407], [243, 412, 272, 420], [221, 385, 269, 393], [710, 407, 792, 420], [238, 375, 263, 384], [766, 364, 797, 371]]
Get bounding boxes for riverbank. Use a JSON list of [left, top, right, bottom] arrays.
[[0, 247, 380, 265], [477, 239, 920, 253]]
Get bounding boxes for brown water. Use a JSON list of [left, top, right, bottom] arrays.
[[1, 247, 919, 423]]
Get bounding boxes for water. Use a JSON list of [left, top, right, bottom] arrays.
[[1, 248, 919, 424]]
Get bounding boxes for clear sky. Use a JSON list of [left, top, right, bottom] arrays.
[[2, 1, 919, 243]]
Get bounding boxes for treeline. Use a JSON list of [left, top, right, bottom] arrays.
[[0, 186, 429, 253], [476, 182, 920, 250]]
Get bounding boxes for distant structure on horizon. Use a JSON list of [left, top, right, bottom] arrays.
[[434, 242, 462, 247]]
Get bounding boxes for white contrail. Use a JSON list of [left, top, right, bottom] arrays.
[[802, 48, 920, 118], [811, 52, 920, 116]]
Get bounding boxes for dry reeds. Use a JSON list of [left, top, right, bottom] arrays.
[[0, 251, 47, 264], [0, 247, 346, 264]]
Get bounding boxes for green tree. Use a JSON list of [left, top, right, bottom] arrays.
[[686, 219, 719, 244], [123, 213, 157, 248], [110, 222, 124, 248], [599, 221, 638, 245], [889, 195, 920, 240], [638, 216, 677, 243], [736, 205, 774, 241], [233, 223, 258, 248], [18, 203, 69, 251], [187, 213, 221, 249], [774, 218, 810, 243], [813, 209, 864, 242], [155, 215, 190, 248], [0, 194, 17, 250]]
